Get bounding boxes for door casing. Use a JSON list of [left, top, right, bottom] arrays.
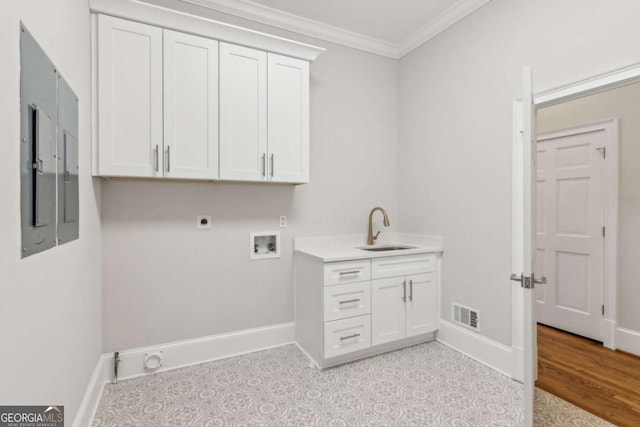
[[511, 60, 640, 383]]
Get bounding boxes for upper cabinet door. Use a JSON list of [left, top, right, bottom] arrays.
[[219, 43, 267, 181], [164, 30, 219, 180], [98, 15, 163, 177], [268, 54, 310, 183]]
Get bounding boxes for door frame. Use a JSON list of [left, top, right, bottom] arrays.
[[511, 59, 640, 383], [536, 119, 618, 345]]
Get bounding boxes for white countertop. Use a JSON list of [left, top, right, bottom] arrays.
[[294, 233, 444, 262]]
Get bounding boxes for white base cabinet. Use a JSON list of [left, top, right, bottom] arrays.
[[372, 272, 437, 346], [295, 252, 440, 368]]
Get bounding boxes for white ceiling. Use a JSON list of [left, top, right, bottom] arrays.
[[180, 0, 492, 58]]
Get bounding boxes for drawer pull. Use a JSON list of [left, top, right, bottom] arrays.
[[409, 279, 413, 302], [339, 299, 360, 305], [340, 333, 361, 341], [339, 270, 361, 276]]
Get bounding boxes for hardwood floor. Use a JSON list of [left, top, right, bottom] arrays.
[[536, 324, 640, 427]]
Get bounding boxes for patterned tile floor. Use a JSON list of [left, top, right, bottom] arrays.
[[93, 341, 610, 426]]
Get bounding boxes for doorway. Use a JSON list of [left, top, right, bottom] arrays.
[[532, 78, 640, 426], [534, 120, 614, 342], [511, 61, 640, 427]]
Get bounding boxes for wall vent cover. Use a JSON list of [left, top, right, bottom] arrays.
[[452, 303, 479, 331]]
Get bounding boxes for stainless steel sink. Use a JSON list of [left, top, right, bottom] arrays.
[[356, 244, 416, 252]]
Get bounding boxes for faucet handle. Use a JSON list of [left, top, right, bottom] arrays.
[[373, 230, 381, 240]]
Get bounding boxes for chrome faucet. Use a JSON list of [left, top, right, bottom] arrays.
[[367, 207, 390, 245]]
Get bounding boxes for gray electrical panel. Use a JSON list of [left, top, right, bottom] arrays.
[[20, 24, 79, 258]]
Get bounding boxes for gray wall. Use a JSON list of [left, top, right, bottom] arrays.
[[102, 3, 400, 351], [0, 0, 102, 422], [538, 82, 640, 334], [398, 0, 640, 345]]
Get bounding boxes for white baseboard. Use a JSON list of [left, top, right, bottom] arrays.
[[72, 354, 109, 427], [436, 319, 513, 378], [114, 322, 295, 381], [616, 326, 640, 356], [73, 322, 294, 427]]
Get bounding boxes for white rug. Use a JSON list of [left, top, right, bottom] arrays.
[[92, 341, 609, 426]]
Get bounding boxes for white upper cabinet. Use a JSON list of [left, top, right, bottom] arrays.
[[219, 44, 311, 183], [98, 15, 162, 177], [219, 43, 267, 181], [93, 8, 320, 183], [163, 30, 219, 179], [268, 54, 310, 183]]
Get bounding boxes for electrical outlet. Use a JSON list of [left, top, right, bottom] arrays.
[[197, 215, 212, 229], [279, 216, 287, 228]]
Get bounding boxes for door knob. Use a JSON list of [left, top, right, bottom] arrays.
[[532, 274, 547, 285]]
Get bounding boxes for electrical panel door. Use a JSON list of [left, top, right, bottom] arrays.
[[20, 24, 58, 257], [20, 24, 80, 257]]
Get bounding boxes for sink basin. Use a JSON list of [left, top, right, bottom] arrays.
[[356, 244, 416, 252]]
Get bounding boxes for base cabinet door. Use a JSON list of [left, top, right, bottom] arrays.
[[371, 277, 406, 346], [406, 273, 438, 337]]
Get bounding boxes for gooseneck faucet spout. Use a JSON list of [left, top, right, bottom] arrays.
[[367, 207, 390, 245]]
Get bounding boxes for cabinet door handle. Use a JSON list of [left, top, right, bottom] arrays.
[[261, 153, 266, 177], [154, 145, 159, 173], [340, 333, 360, 341], [409, 279, 413, 302], [270, 154, 274, 177], [402, 280, 407, 302], [339, 299, 360, 305], [339, 270, 360, 276], [166, 145, 171, 173]]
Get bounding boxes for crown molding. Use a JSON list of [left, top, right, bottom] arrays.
[[398, 0, 492, 57], [181, 0, 398, 58], [180, 0, 492, 59]]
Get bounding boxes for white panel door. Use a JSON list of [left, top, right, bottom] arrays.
[[163, 30, 219, 180], [536, 125, 605, 340], [371, 277, 406, 346], [98, 15, 162, 177], [406, 273, 438, 337], [219, 42, 267, 181], [267, 53, 309, 183]]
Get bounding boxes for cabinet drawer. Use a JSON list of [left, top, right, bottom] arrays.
[[323, 260, 371, 286], [324, 282, 371, 322], [371, 254, 436, 279], [323, 315, 371, 359]]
